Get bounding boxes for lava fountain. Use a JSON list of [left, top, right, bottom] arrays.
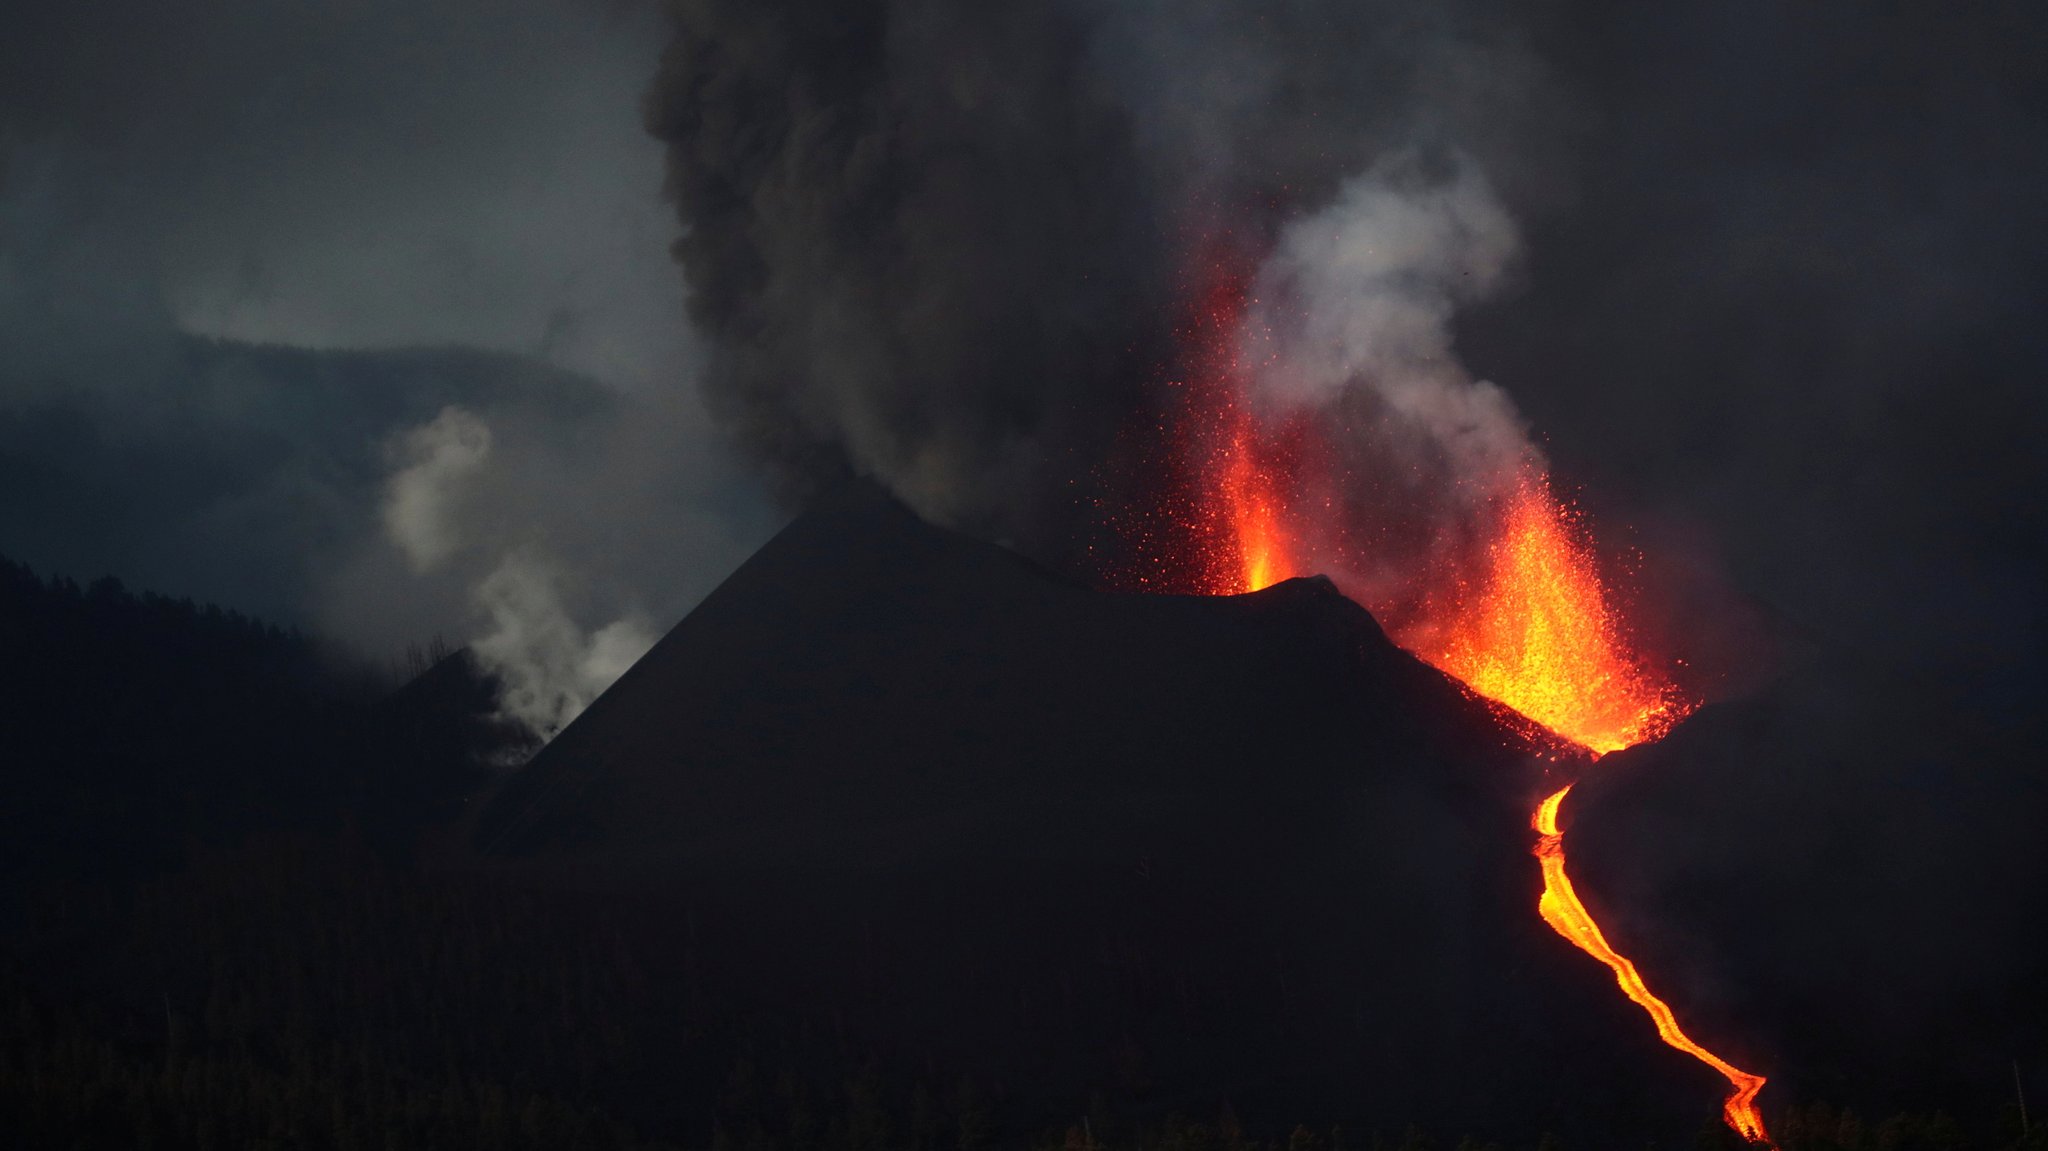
[[1131, 246, 1774, 1144], [1419, 473, 1682, 755]]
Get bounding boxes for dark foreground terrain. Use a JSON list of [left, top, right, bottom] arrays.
[[1, 490, 2042, 1150]]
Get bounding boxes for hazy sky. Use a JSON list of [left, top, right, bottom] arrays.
[[6, 0, 693, 388], [0, 0, 779, 732], [5, 0, 2047, 718]]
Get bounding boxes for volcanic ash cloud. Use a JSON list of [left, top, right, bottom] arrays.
[[1241, 151, 1535, 501]]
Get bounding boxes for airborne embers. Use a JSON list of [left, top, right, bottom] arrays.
[[1122, 253, 1776, 1145]]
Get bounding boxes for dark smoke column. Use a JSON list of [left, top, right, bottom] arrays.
[[643, 0, 1172, 554]]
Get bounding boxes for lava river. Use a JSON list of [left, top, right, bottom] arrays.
[[1128, 260, 1776, 1143], [1447, 476, 1771, 1144], [1237, 451, 1771, 1144]]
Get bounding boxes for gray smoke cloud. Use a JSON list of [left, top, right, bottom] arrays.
[[384, 407, 496, 574], [644, 0, 1174, 547], [471, 554, 659, 742], [0, 0, 778, 709], [1230, 149, 1539, 632], [1243, 151, 1531, 493], [643, 0, 1569, 565], [375, 403, 666, 741]]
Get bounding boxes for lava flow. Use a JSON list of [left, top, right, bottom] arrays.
[[1534, 786, 1772, 1143], [1217, 437, 1771, 1142], [1417, 477, 1770, 1140], [1135, 251, 1774, 1143]]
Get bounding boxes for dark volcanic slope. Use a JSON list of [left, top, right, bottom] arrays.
[[477, 484, 1547, 866], [1570, 677, 2048, 1121], [470, 486, 1732, 1143]]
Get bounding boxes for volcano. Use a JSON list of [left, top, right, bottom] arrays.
[[468, 484, 1754, 1143]]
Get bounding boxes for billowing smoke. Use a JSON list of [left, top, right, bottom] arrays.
[[383, 407, 494, 573], [470, 555, 657, 743], [642, 0, 1561, 626], [1226, 148, 1540, 631], [377, 404, 662, 743], [0, 0, 780, 733], [642, 0, 1564, 570], [1242, 152, 1528, 495], [645, 0, 1172, 550]]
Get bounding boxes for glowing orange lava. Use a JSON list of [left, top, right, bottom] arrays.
[[1417, 475, 1682, 755], [1223, 423, 1289, 593], [1413, 479, 1771, 1140], [1212, 456, 1769, 1142], [1534, 787, 1773, 1144]]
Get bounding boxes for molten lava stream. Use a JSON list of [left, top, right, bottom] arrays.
[[1426, 481, 1772, 1143], [1430, 483, 1772, 1144], [1208, 441, 1774, 1142], [1165, 271, 1771, 1140], [1534, 787, 1772, 1145]]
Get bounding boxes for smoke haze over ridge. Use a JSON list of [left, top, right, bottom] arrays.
[[0, 0, 778, 725]]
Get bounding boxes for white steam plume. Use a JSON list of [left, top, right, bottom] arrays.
[[1244, 151, 1535, 495], [378, 405, 660, 747], [470, 555, 657, 743], [383, 406, 492, 572]]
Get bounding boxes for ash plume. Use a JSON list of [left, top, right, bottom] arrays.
[[1241, 152, 1528, 494], [1227, 149, 1545, 627], [644, 0, 1169, 549], [643, 0, 1564, 566], [640, 0, 1566, 652]]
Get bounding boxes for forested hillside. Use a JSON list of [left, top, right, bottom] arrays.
[[0, 557, 496, 903]]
